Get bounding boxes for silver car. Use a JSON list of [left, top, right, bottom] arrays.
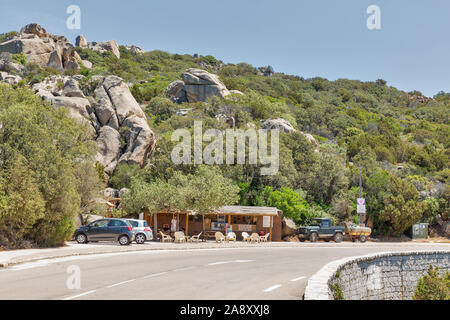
[[125, 219, 153, 244]]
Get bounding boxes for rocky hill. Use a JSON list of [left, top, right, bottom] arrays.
[[0, 23, 449, 243]]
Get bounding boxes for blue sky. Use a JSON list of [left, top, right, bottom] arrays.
[[1, 0, 449, 97]]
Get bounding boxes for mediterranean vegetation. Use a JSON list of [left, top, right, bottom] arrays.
[[0, 32, 449, 247], [0, 85, 105, 248], [95, 46, 448, 237], [413, 266, 450, 300]]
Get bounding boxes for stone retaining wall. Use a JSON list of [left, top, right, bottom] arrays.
[[304, 251, 450, 300]]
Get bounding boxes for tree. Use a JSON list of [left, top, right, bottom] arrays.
[[75, 161, 106, 217], [438, 185, 450, 221], [0, 154, 45, 248], [306, 151, 349, 205], [109, 163, 150, 190], [122, 166, 240, 230], [122, 177, 177, 215], [0, 85, 98, 247], [379, 175, 425, 236], [263, 187, 311, 225], [178, 166, 240, 217]]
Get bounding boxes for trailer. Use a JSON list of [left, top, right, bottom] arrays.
[[344, 222, 372, 243]]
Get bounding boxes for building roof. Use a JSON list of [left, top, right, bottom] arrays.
[[155, 206, 282, 216], [216, 206, 281, 216]]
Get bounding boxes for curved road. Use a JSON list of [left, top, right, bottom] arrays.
[[0, 242, 448, 300]]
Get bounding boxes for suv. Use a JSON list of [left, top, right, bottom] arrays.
[[125, 219, 153, 244], [74, 218, 134, 246], [297, 218, 345, 243]]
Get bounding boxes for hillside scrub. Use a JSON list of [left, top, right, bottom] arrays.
[[0, 85, 104, 248], [1, 39, 449, 241], [91, 48, 448, 237]]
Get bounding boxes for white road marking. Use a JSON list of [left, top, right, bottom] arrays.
[[143, 272, 168, 279], [5, 244, 448, 272], [207, 260, 255, 266], [264, 285, 281, 293], [208, 261, 230, 266], [106, 279, 136, 288], [290, 276, 306, 282], [62, 290, 96, 300], [173, 267, 194, 272]]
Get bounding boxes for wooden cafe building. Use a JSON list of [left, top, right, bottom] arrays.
[[143, 206, 283, 242]]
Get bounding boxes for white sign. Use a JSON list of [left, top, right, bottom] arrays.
[[237, 224, 253, 232], [263, 216, 272, 228], [357, 205, 367, 214], [357, 198, 366, 206]]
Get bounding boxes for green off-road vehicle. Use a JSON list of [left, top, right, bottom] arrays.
[[297, 218, 346, 243]]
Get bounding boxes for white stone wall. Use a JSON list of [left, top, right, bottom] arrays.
[[305, 251, 450, 300]]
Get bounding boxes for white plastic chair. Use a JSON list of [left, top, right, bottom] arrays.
[[249, 233, 260, 243], [226, 232, 237, 243], [260, 233, 270, 242], [190, 232, 202, 243], [159, 231, 173, 243], [242, 232, 250, 242], [174, 232, 187, 243], [215, 232, 226, 243]]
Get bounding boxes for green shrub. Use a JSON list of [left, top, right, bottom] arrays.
[[11, 53, 27, 65], [413, 266, 450, 300], [329, 283, 345, 300], [0, 31, 18, 44]]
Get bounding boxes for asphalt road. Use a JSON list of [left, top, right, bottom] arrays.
[[0, 242, 448, 300]]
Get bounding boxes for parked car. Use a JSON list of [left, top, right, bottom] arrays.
[[125, 219, 153, 244], [297, 218, 345, 243], [74, 218, 134, 246]]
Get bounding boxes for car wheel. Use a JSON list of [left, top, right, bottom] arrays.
[[310, 232, 318, 243], [359, 235, 367, 243], [76, 233, 88, 244], [135, 233, 146, 244], [334, 233, 343, 243], [119, 235, 130, 246]]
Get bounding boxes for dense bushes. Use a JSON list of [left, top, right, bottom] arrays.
[[378, 175, 425, 236], [0, 85, 103, 248], [2, 42, 448, 243], [83, 46, 449, 237]]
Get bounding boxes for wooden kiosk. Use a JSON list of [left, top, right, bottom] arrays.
[[144, 206, 283, 242]]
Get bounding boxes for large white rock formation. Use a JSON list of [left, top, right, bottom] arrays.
[[0, 24, 81, 71], [165, 68, 231, 103], [33, 75, 156, 175]]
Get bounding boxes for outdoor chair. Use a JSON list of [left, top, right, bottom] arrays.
[[159, 231, 173, 243], [241, 232, 251, 242], [226, 232, 237, 243], [215, 232, 226, 243], [249, 233, 260, 243], [260, 233, 270, 242], [174, 232, 187, 243], [190, 232, 202, 243]]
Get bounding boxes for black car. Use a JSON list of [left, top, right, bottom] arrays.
[[74, 219, 134, 246]]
